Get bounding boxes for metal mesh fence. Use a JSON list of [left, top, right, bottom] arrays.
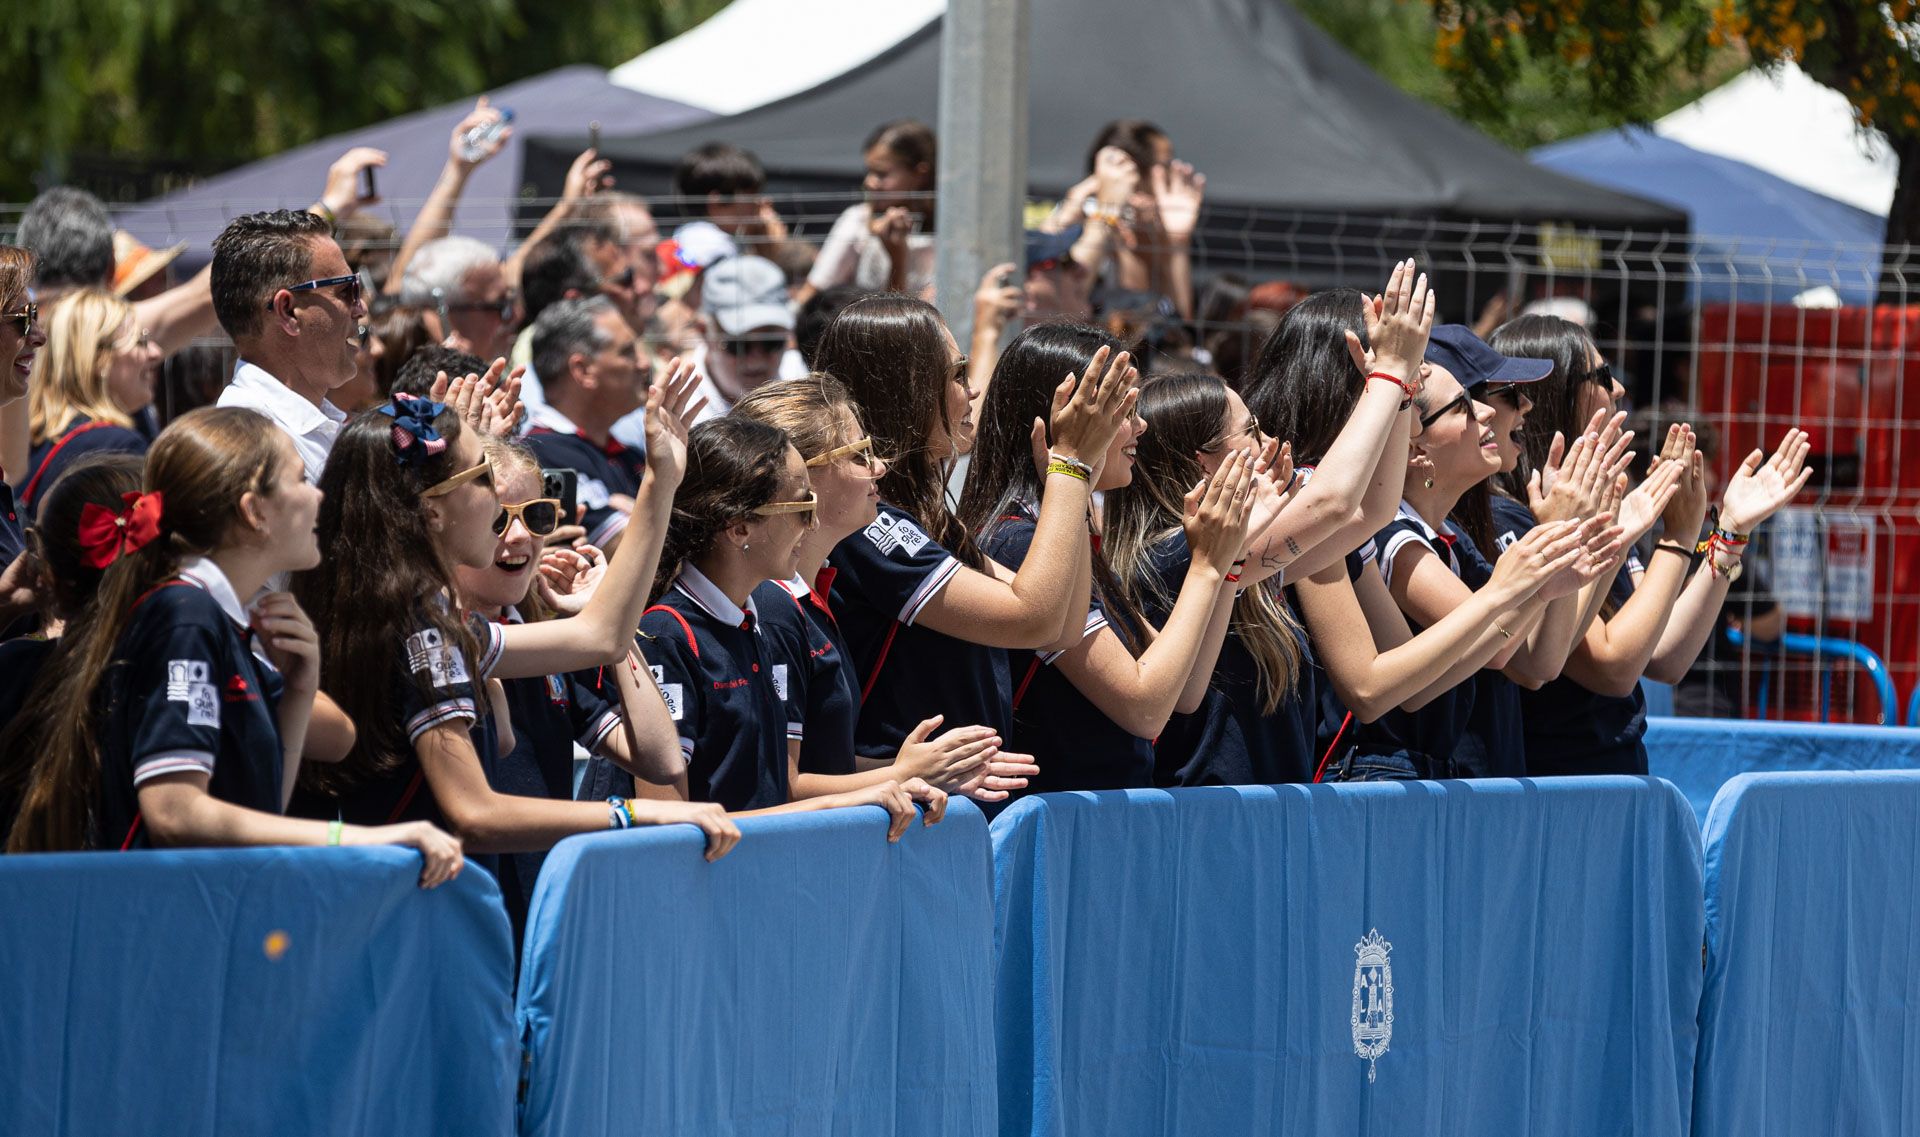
[[29, 191, 1915, 725]]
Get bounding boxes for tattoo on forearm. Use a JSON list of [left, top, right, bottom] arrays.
[[1284, 535, 1302, 558]]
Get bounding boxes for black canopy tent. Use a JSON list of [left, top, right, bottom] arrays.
[[523, 0, 1685, 315]]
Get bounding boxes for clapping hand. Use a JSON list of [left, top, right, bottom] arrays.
[[1720, 428, 1814, 534]]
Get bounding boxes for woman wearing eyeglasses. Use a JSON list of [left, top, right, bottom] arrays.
[[0, 245, 48, 597], [956, 324, 1259, 794], [618, 414, 940, 835], [1485, 315, 1811, 774], [289, 367, 743, 861], [2, 408, 462, 887], [449, 439, 685, 937], [16, 290, 164, 519], [731, 376, 1029, 801], [809, 294, 1134, 774]]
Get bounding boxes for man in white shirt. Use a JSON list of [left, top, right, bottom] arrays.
[[211, 210, 366, 484]]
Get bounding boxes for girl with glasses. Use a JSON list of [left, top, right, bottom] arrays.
[[289, 369, 743, 862], [18, 290, 164, 519], [591, 415, 940, 837], [1486, 315, 1811, 774], [1, 409, 462, 887], [0, 245, 47, 623], [957, 323, 1260, 794], [447, 439, 687, 939], [733, 375, 1031, 803], [809, 294, 1134, 785], [1246, 285, 1594, 783]]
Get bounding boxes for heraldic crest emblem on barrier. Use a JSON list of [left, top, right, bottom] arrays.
[[1351, 928, 1394, 1083]]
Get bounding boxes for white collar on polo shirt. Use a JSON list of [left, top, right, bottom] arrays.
[[229, 360, 346, 433], [672, 562, 757, 627], [177, 556, 250, 626]]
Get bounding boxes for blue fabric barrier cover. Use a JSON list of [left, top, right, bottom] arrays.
[[516, 801, 997, 1137], [1647, 716, 1920, 825], [0, 847, 517, 1137], [992, 780, 1704, 1137], [1696, 770, 1920, 1136]]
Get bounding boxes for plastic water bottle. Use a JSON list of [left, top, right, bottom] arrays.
[[459, 106, 514, 163]]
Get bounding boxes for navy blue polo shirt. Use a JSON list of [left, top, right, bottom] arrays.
[[630, 565, 790, 811], [293, 608, 504, 826], [754, 576, 859, 776], [97, 560, 286, 850], [827, 503, 1011, 764], [0, 635, 55, 843], [0, 479, 22, 570], [1443, 522, 1525, 778], [1492, 495, 1650, 775], [522, 407, 646, 548], [1335, 508, 1477, 772], [18, 417, 149, 517], [982, 506, 1153, 794], [491, 609, 623, 940], [1143, 530, 1318, 787]]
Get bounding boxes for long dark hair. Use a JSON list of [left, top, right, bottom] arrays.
[[957, 321, 1147, 651], [7, 409, 285, 851], [1241, 289, 1371, 466], [292, 404, 479, 799], [1103, 373, 1301, 711], [811, 293, 984, 568], [1488, 314, 1600, 502], [651, 417, 790, 605]]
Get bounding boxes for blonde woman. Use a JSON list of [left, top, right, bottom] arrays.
[[18, 289, 163, 516]]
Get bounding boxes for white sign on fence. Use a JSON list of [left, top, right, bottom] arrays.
[[1768, 506, 1876, 622]]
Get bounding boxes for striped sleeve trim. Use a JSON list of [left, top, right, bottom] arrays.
[[1357, 537, 1379, 565], [406, 698, 479, 742], [132, 750, 216, 786], [1378, 528, 1432, 588], [473, 621, 505, 681], [899, 556, 961, 625], [580, 709, 623, 753], [677, 736, 697, 761], [785, 722, 805, 742], [587, 510, 631, 550], [1040, 610, 1110, 666]]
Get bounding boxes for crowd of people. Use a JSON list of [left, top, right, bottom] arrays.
[[0, 107, 1814, 928]]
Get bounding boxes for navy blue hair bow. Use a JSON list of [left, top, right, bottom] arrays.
[[377, 397, 449, 465]]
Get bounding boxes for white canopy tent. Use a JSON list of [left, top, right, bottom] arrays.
[[1654, 63, 1896, 218], [610, 0, 943, 116]]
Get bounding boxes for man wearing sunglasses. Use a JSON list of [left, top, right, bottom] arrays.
[[684, 255, 805, 428], [396, 235, 520, 361], [211, 210, 367, 484]]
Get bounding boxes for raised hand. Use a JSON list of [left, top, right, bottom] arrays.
[[1092, 146, 1139, 212], [1488, 518, 1587, 602], [1151, 159, 1207, 244], [1348, 259, 1435, 393], [643, 357, 705, 491], [535, 544, 608, 615], [973, 262, 1022, 337], [625, 798, 743, 861], [1048, 345, 1140, 480], [564, 148, 614, 201], [319, 146, 386, 220], [1720, 428, 1814, 533], [1656, 424, 1710, 536], [449, 96, 510, 170], [1183, 448, 1257, 573], [1536, 513, 1623, 600], [867, 206, 915, 256]]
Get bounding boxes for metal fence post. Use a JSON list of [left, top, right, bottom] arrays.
[[935, 0, 1028, 339]]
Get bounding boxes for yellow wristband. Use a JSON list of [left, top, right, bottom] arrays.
[[1045, 460, 1089, 482], [327, 819, 343, 846]]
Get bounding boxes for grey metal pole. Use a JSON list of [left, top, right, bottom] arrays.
[[934, 0, 1028, 341]]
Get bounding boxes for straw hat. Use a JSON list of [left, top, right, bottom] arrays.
[[111, 230, 188, 296]]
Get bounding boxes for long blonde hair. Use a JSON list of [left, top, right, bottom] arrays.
[[29, 288, 138, 444]]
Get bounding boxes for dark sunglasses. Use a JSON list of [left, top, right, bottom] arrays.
[[1584, 362, 1617, 390], [494, 498, 562, 537], [1483, 384, 1528, 408], [434, 287, 518, 322], [723, 334, 786, 357], [1418, 390, 1474, 430], [606, 265, 637, 290], [271, 274, 362, 309], [1, 302, 38, 336]]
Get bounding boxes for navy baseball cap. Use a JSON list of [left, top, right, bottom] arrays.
[[1423, 323, 1552, 389], [1025, 226, 1081, 270]]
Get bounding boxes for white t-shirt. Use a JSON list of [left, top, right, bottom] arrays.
[[806, 203, 936, 300]]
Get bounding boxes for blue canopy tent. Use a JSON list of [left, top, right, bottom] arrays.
[[1533, 128, 1885, 305], [116, 66, 712, 260]]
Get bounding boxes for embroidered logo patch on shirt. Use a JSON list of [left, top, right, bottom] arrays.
[[863, 513, 930, 557], [166, 659, 220, 728], [771, 663, 789, 701], [405, 627, 471, 690], [649, 665, 684, 720]]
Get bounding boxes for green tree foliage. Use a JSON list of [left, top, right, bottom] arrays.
[[0, 0, 726, 202]]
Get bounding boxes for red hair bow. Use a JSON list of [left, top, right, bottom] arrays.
[[77, 491, 166, 569]]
